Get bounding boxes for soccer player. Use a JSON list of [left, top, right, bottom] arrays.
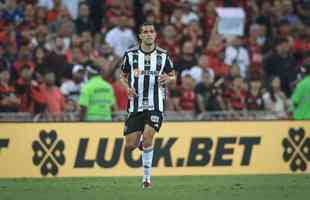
[[120, 22, 176, 188]]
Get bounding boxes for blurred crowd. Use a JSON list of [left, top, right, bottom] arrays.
[[0, 0, 309, 120]]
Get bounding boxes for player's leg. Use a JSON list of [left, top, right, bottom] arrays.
[[143, 125, 156, 148], [123, 112, 144, 151], [125, 131, 141, 151], [142, 124, 156, 186], [138, 133, 144, 151], [141, 111, 163, 188]]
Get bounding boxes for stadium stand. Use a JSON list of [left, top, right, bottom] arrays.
[[0, 0, 309, 121]]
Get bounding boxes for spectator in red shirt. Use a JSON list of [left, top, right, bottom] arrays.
[[170, 6, 184, 33], [105, 0, 134, 28], [245, 78, 265, 110], [41, 72, 65, 121], [47, 0, 62, 24], [12, 40, 35, 81], [247, 23, 268, 77], [182, 20, 203, 51], [224, 76, 247, 111], [0, 69, 20, 112], [49, 7, 72, 35], [111, 70, 128, 111], [65, 34, 83, 64], [204, 17, 228, 77], [159, 25, 179, 61], [199, 0, 217, 43], [223, 64, 241, 92], [15, 65, 46, 113], [166, 79, 181, 111], [292, 26, 310, 54], [105, 3, 122, 27], [178, 74, 197, 112]]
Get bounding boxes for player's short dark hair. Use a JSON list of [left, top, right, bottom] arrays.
[[139, 22, 155, 34]]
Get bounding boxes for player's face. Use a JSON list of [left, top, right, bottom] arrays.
[[139, 25, 156, 46]]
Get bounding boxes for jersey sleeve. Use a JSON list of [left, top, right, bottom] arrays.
[[121, 52, 131, 73], [163, 54, 174, 74], [79, 86, 90, 107]]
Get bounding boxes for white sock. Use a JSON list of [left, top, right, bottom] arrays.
[[142, 146, 153, 182]]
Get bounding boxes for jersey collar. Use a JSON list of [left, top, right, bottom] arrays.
[[139, 45, 156, 54]]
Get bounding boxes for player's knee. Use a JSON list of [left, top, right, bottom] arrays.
[[143, 139, 153, 148], [125, 143, 137, 151]]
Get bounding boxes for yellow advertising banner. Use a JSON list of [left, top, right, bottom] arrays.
[[0, 121, 309, 178]]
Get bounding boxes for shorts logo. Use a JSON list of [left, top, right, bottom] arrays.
[[150, 115, 160, 123], [32, 130, 66, 176], [282, 128, 310, 172]]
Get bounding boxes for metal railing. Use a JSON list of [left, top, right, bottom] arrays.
[[0, 111, 289, 122]]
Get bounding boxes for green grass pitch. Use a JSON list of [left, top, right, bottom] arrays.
[[0, 175, 309, 200]]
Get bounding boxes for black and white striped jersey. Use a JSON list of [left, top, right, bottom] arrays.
[[121, 46, 174, 113]]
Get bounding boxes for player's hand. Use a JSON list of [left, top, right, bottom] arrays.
[[159, 74, 171, 85], [127, 87, 137, 98]]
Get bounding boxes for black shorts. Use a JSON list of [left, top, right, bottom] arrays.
[[123, 110, 163, 135]]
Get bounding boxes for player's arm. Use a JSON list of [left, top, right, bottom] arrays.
[[119, 52, 137, 97], [120, 72, 137, 98], [159, 70, 176, 85], [159, 54, 176, 85]]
